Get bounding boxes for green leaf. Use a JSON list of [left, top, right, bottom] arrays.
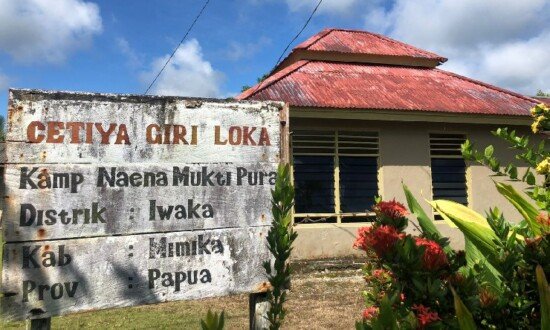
[[484, 145, 494, 158], [494, 182, 542, 236], [403, 184, 452, 254], [488, 158, 500, 172], [375, 296, 398, 330], [265, 163, 295, 329], [538, 140, 546, 153], [525, 171, 536, 185], [461, 140, 474, 160], [507, 164, 518, 180], [536, 265, 550, 330], [451, 286, 477, 330], [464, 238, 503, 294], [428, 200, 500, 266], [200, 310, 225, 330]]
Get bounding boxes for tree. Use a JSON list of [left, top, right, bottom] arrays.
[[536, 89, 550, 97], [241, 73, 269, 93], [0, 115, 5, 141]]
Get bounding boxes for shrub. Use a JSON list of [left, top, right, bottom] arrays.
[[355, 103, 550, 329]]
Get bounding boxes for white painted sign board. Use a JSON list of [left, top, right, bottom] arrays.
[[1, 89, 286, 321]]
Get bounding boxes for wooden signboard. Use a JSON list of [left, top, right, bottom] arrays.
[[1, 89, 287, 321]]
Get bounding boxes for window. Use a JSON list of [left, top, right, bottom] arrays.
[[292, 130, 379, 224], [430, 133, 468, 206]]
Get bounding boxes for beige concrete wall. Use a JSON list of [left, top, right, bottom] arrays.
[[293, 225, 363, 259], [290, 117, 540, 259]]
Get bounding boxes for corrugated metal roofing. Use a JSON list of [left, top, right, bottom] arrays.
[[294, 28, 447, 62], [534, 96, 550, 105], [238, 60, 537, 116]]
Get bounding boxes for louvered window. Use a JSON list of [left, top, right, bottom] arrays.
[[292, 130, 379, 224], [430, 134, 468, 206]]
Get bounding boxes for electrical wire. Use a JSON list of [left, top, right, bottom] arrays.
[[144, 0, 211, 95], [247, 0, 323, 97], [274, 0, 323, 68]]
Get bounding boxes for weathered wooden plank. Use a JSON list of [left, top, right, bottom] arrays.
[[1, 226, 271, 321], [2, 163, 276, 242], [279, 104, 290, 165], [6, 90, 282, 164], [2, 90, 283, 322]]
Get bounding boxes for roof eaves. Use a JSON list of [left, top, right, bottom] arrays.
[[291, 106, 533, 124], [366, 31, 447, 62], [435, 69, 540, 104], [292, 104, 532, 116], [236, 60, 310, 100]]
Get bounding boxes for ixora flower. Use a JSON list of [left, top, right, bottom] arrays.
[[374, 199, 409, 219], [362, 306, 379, 320], [372, 268, 391, 278], [354, 225, 404, 257], [353, 226, 373, 251], [479, 288, 498, 308], [415, 237, 448, 271], [369, 268, 393, 284], [535, 212, 550, 230], [412, 304, 441, 328]]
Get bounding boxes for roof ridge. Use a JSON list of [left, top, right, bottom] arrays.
[[324, 27, 376, 34], [367, 31, 446, 60], [236, 60, 310, 100], [298, 28, 446, 61], [435, 69, 539, 104], [298, 28, 333, 50]]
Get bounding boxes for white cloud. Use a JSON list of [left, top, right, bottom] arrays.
[[224, 37, 271, 61], [284, 0, 359, 15], [116, 37, 143, 68], [0, 0, 102, 64], [140, 39, 224, 98], [364, 0, 550, 95], [0, 71, 9, 90], [476, 32, 550, 94]]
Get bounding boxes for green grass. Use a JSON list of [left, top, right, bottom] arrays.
[[2, 296, 250, 330]]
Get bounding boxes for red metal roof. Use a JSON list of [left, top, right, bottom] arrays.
[[293, 28, 447, 62], [238, 60, 537, 116], [534, 97, 550, 105]]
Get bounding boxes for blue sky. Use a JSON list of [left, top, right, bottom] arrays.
[[0, 0, 549, 118]]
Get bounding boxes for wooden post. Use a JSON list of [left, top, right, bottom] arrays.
[[279, 103, 290, 165], [26, 317, 51, 330], [249, 292, 270, 330]]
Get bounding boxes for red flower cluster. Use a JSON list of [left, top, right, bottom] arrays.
[[374, 199, 409, 219], [354, 225, 404, 257], [415, 237, 448, 271], [372, 268, 391, 279], [412, 304, 440, 328], [353, 227, 373, 251], [536, 212, 550, 230], [362, 306, 379, 320]]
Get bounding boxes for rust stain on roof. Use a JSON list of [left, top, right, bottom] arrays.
[[238, 60, 537, 116], [238, 28, 537, 117], [295, 28, 447, 62]]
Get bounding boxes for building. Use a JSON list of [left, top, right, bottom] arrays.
[[237, 28, 542, 259]]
